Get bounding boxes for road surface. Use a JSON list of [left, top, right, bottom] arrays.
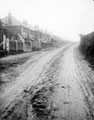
[[0, 44, 94, 120]]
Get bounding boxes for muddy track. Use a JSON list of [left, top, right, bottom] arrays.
[[0, 50, 54, 92], [0, 46, 68, 120], [1, 44, 93, 120], [75, 47, 94, 120]]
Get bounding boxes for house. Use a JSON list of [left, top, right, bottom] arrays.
[[1, 13, 35, 41], [1, 13, 42, 52]]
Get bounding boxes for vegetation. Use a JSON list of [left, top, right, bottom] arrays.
[[79, 32, 94, 68]]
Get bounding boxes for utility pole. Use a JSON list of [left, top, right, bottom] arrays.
[[0, 19, 3, 44]]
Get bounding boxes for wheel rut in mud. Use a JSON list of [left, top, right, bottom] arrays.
[[75, 48, 94, 120], [0, 48, 65, 120]]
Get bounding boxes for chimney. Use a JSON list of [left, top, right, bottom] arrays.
[[8, 12, 12, 25], [23, 20, 28, 26]]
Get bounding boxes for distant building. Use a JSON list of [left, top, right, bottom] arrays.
[[1, 13, 35, 41]]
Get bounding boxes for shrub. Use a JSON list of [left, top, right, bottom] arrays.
[[79, 32, 94, 67]]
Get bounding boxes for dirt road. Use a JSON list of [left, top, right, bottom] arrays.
[[0, 44, 94, 120]]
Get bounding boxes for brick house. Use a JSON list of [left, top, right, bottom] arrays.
[[1, 13, 34, 41]]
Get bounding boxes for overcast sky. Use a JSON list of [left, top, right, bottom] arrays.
[[0, 0, 94, 41]]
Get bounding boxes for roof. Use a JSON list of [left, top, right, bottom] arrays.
[[1, 14, 22, 26], [1, 13, 35, 31]]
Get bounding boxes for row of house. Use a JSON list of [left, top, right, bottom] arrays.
[[0, 13, 58, 56], [2, 13, 35, 40], [0, 13, 45, 53]]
